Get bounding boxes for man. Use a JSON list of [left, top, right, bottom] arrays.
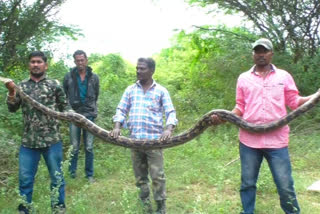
[[110, 58, 178, 214], [63, 50, 99, 183], [212, 38, 314, 214], [5, 51, 68, 214]]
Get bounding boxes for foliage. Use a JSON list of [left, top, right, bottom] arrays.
[[154, 26, 254, 129], [0, 0, 82, 73], [47, 59, 70, 82], [0, 3, 320, 211], [0, 85, 21, 195], [188, 0, 320, 63], [90, 53, 136, 130], [293, 53, 320, 95], [1, 128, 320, 213]]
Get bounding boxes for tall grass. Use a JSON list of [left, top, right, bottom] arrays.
[[1, 122, 320, 213]]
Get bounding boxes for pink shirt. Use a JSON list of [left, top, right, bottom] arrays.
[[235, 65, 301, 148]]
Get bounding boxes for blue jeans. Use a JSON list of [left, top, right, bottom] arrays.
[[69, 116, 94, 178], [19, 142, 65, 206], [239, 143, 300, 214]]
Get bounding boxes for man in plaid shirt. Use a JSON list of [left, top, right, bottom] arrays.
[[110, 57, 177, 214]]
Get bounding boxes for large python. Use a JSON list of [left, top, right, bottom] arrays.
[[1, 77, 319, 149]]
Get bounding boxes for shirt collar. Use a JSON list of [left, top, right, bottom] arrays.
[[29, 74, 47, 83], [73, 66, 92, 76], [76, 71, 88, 78], [136, 79, 157, 88], [251, 64, 276, 75]]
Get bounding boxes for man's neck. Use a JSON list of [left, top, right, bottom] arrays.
[[255, 64, 272, 73], [78, 68, 86, 74], [78, 69, 87, 81], [30, 75, 44, 83], [140, 79, 154, 92]]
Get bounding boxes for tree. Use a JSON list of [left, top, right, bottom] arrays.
[[188, 0, 320, 63], [0, 0, 81, 73]]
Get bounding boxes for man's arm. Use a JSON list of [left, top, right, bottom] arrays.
[[110, 88, 131, 138], [297, 94, 314, 107], [211, 77, 244, 124], [5, 81, 21, 112], [56, 81, 72, 112], [160, 89, 178, 141], [95, 75, 100, 102], [62, 74, 69, 98]]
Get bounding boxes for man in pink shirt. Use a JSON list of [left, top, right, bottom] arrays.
[[215, 38, 314, 214]]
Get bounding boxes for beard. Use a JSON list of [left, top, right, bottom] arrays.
[[30, 71, 45, 78]]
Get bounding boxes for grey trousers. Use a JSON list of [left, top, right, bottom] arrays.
[[131, 149, 166, 201]]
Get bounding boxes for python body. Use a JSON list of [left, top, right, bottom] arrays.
[[1, 77, 319, 149]]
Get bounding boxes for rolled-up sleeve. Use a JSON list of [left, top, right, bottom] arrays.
[[162, 89, 178, 126], [6, 92, 21, 112], [235, 78, 245, 114], [284, 73, 300, 110], [113, 88, 130, 124]]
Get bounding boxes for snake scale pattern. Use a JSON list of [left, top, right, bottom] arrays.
[[1, 77, 319, 149]]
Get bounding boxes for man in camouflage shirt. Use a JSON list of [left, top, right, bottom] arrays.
[[5, 51, 69, 214]]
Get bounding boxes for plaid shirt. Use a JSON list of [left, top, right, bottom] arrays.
[[113, 81, 178, 140], [7, 76, 71, 148]]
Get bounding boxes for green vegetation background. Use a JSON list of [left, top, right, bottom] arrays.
[[1, 28, 320, 213]]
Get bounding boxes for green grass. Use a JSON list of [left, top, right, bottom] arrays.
[[1, 125, 320, 213]]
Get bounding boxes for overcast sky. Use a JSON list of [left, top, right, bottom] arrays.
[[54, 0, 243, 64]]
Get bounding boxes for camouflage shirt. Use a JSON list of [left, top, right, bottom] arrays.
[[6, 76, 70, 148]]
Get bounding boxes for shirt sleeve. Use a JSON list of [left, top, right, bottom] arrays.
[[162, 89, 178, 126], [63, 73, 69, 97], [235, 77, 245, 114], [6, 94, 21, 112], [95, 74, 100, 102], [284, 73, 300, 110], [113, 87, 131, 124], [6, 86, 22, 113], [55, 80, 72, 112]]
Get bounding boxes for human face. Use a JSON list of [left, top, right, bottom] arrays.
[[136, 61, 153, 83], [253, 46, 273, 67], [29, 56, 48, 78], [74, 54, 88, 72]]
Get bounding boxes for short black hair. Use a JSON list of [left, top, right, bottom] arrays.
[[28, 51, 47, 62], [73, 50, 87, 59], [137, 57, 156, 72]]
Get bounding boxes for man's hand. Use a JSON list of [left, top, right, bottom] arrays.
[[159, 125, 174, 142], [5, 80, 15, 96], [210, 114, 225, 125], [110, 122, 122, 138], [110, 128, 121, 138]]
